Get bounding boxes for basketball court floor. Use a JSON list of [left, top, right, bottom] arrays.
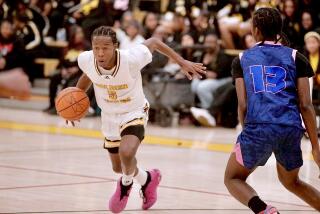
[[0, 107, 319, 214]]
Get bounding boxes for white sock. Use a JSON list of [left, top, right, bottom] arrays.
[[134, 167, 148, 186], [121, 172, 134, 186]]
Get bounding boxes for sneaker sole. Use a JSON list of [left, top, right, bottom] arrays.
[[197, 116, 214, 127]]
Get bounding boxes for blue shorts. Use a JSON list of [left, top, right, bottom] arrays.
[[234, 124, 304, 171]]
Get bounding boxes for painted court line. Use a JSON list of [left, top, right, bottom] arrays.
[[0, 180, 111, 191], [0, 120, 233, 153], [0, 146, 98, 154], [0, 165, 111, 181], [0, 120, 315, 160], [0, 121, 315, 209], [0, 164, 310, 209], [159, 185, 310, 208]]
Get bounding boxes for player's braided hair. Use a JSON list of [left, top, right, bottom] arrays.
[[252, 7, 290, 46], [91, 26, 118, 44]]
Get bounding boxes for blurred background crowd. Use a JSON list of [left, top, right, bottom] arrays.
[[1, 0, 320, 128]]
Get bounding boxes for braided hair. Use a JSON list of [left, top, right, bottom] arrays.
[[252, 7, 290, 46], [91, 26, 118, 45]]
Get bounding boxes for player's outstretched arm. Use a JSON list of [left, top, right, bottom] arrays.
[[297, 77, 320, 174], [76, 73, 92, 92], [143, 38, 206, 80]]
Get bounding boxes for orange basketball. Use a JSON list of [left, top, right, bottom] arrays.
[[55, 87, 90, 121]]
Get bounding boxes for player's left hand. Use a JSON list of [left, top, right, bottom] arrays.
[[179, 60, 206, 80]]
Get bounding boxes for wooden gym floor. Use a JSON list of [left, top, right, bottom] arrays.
[[0, 108, 319, 214]]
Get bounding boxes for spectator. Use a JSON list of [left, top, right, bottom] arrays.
[[204, 80, 238, 128], [189, 10, 214, 44], [151, 25, 171, 42], [190, 33, 232, 127], [190, 32, 233, 127], [28, 0, 50, 37], [118, 10, 134, 31], [171, 13, 187, 44], [0, 19, 25, 71], [46, 0, 77, 43], [0, 19, 30, 99], [217, 0, 257, 49], [72, 0, 113, 41], [42, 1, 53, 18], [112, 0, 130, 21], [166, 0, 202, 16], [180, 33, 196, 61], [64, 24, 90, 57], [14, 12, 45, 81], [142, 12, 159, 39], [0, 0, 10, 20], [298, 10, 317, 50], [281, 0, 300, 48], [298, 0, 320, 23], [116, 20, 145, 49], [14, 12, 42, 54], [304, 31, 320, 99], [14, 0, 48, 38]]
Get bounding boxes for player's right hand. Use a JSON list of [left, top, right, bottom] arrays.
[[311, 148, 320, 178], [66, 120, 80, 127]]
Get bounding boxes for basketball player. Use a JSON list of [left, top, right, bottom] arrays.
[[224, 8, 320, 214], [72, 26, 206, 213]]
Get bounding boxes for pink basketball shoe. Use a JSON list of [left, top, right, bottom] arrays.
[[108, 178, 132, 213], [259, 205, 279, 214], [140, 169, 162, 210]]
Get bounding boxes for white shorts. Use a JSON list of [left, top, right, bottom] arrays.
[[101, 102, 149, 149]]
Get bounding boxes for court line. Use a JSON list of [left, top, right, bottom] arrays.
[[0, 146, 98, 154], [0, 120, 234, 153], [0, 180, 112, 190], [0, 120, 315, 161], [159, 185, 310, 208], [0, 208, 317, 214], [0, 164, 310, 208], [0, 165, 111, 181], [0, 121, 315, 209]]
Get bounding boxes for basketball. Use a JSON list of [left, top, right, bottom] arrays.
[[55, 87, 90, 121]]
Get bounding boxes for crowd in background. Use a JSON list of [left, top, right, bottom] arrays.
[[0, 0, 320, 128]]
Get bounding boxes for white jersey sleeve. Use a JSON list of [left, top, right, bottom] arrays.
[[126, 44, 152, 77]]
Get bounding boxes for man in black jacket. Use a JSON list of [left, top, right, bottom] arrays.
[[190, 32, 234, 127], [191, 33, 233, 109]]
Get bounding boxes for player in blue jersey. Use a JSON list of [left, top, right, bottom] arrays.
[[224, 7, 320, 214]]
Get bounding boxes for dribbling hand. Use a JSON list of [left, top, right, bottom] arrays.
[[180, 60, 206, 80], [66, 120, 80, 127]]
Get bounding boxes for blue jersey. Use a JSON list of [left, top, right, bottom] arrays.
[[239, 43, 303, 129]]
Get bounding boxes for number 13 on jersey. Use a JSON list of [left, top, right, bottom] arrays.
[[250, 65, 286, 94]]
